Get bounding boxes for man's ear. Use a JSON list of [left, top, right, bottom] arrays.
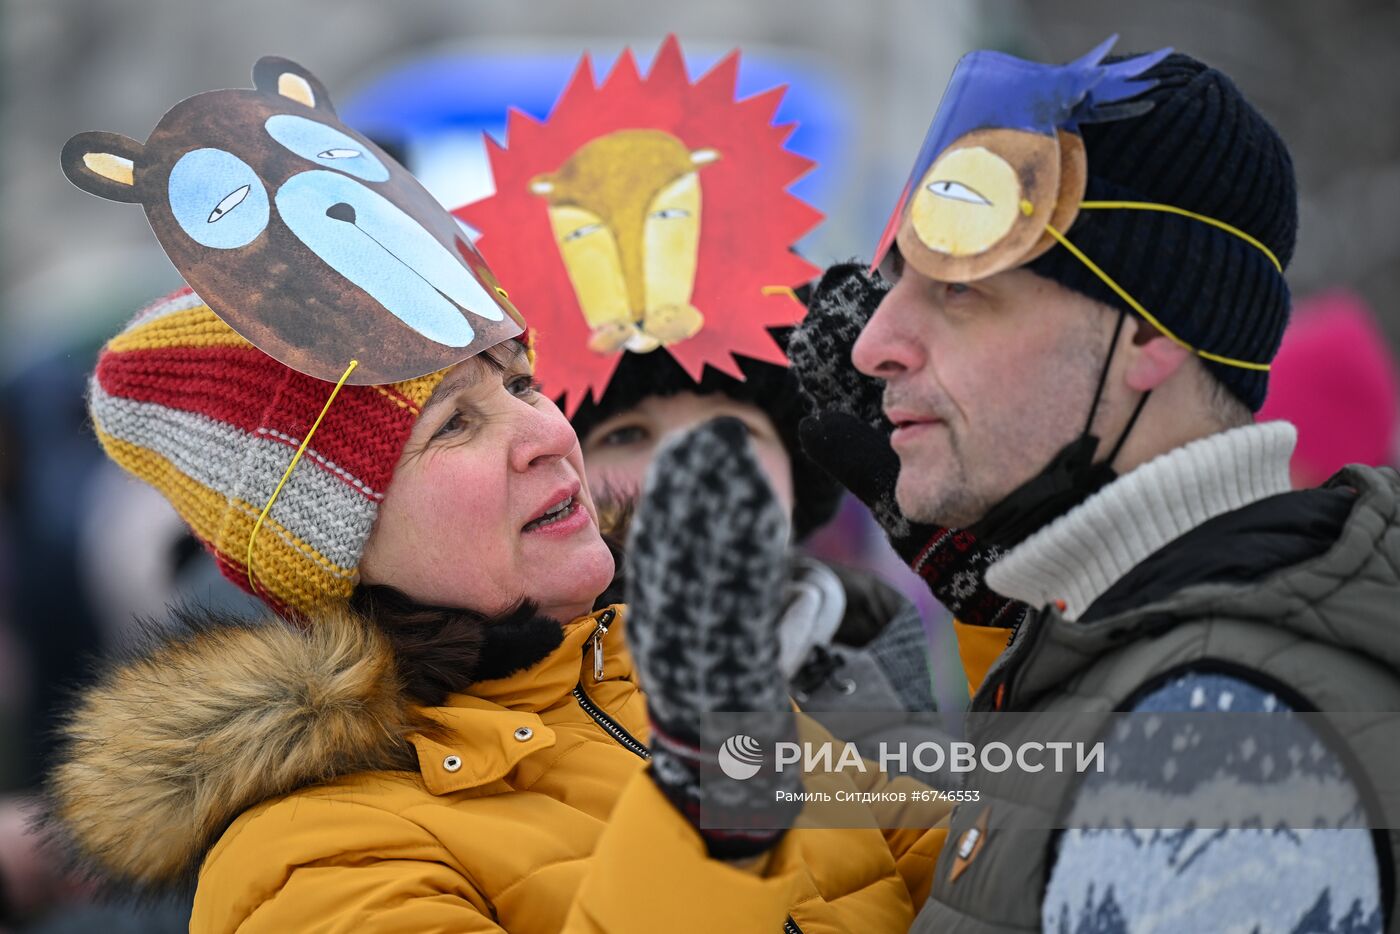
[[61, 132, 145, 203], [252, 56, 335, 115], [1124, 319, 1192, 392]]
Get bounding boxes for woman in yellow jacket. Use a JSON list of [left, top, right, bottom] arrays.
[[46, 285, 1001, 933], [46, 53, 1024, 930]]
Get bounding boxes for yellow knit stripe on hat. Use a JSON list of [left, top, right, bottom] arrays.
[[95, 430, 357, 589], [105, 305, 254, 354], [378, 371, 444, 410]]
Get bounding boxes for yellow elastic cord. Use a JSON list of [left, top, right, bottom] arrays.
[[246, 359, 359, 593], [1079, 201, 1282, 274], [1043, 223, 1271, 372], [761, 285, 801, 303]]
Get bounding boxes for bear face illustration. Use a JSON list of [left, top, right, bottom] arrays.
[[62, 57, 522, 385]]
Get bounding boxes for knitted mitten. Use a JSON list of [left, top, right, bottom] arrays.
[[626, 417, 800, 860], [789, 261, 1025, 629]]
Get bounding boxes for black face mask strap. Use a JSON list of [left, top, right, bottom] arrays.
[[1089, 309, 1153, 471], [967, 309, 1150, 552], [1083, 308, 1129, 437], [1103, 389, 1151, 467]]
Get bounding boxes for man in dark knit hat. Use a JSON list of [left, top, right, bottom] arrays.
[[793, 41, 1397, 931]]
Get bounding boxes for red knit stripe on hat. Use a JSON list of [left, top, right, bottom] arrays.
[[96, 344, 417, 492], [94, 344, 282, 428], [267, 376, 415, 493]]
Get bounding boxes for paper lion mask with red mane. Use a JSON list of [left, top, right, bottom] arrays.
[[456, 35, 822, 415]]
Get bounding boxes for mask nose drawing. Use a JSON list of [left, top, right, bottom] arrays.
[[530, 129, 719, 354], [273, 164, 501, 352], [325, 202, 356, 223]]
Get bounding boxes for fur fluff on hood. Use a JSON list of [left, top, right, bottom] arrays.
[[44, 607, 431, 892]]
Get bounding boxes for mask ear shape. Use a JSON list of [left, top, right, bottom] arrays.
[[60, 131, 145, 204], [1024, 130, 1087, 263], [252, 56, 335, 115]]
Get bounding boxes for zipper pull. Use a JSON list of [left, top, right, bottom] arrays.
[[591, 609, 614, 682]]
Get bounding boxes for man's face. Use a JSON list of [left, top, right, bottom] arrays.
[[852, 258, 1113, 528]]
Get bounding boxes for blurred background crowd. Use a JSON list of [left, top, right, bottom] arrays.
[[2, 0, 1398, 928]]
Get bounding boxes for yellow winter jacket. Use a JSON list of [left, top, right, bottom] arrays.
[[50, 604, 962, 933]]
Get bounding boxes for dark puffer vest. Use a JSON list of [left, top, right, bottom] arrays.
[[911, 465, 1400, 933]]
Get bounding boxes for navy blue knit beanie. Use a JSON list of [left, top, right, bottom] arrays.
[[1027, 53, 1297, 411]]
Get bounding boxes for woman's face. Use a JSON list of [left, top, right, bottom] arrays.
[[360, 343, 615, 623], [579, 392, 794, 513]]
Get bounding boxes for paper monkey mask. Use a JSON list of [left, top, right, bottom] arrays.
[[874, 37, 1171, 283], [62, 57, 522, 385]]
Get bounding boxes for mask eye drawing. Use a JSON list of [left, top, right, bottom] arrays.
[[208, 185, 251, 223], [563, 223, 603, 242], [168, 148, 270, 249], [926, 180, 991, 206], [649, 208, 690, 219], [264, 114, 389, 182]]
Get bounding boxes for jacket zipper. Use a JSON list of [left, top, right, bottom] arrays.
[[574, 610, 650, 760], [572, 682, 649, 760], [590, 608, 613, 682], [783, 915, 803, 933]]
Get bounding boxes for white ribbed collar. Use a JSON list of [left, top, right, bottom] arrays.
[[985, 421, 1297, 620]]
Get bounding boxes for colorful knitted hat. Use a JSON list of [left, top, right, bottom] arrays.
[[89, 288, 448, 618]]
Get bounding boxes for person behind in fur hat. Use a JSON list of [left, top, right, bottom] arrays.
[[458, 37, 1025, 729], [792, 40, 1399, 932], [42, 56, 964, 934]]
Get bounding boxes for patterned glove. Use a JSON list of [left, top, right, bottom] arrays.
[[626, 418, 801, 860], [788, 261, 1024, 629]]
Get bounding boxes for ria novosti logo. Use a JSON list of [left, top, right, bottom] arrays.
[[717, 733, 1107, 780], [717, 734, 765, 780]]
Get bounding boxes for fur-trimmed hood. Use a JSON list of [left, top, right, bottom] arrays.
[[45, 607, 434, 891]]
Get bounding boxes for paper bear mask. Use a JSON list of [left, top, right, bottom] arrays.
[[62, 56, 523, 384]]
